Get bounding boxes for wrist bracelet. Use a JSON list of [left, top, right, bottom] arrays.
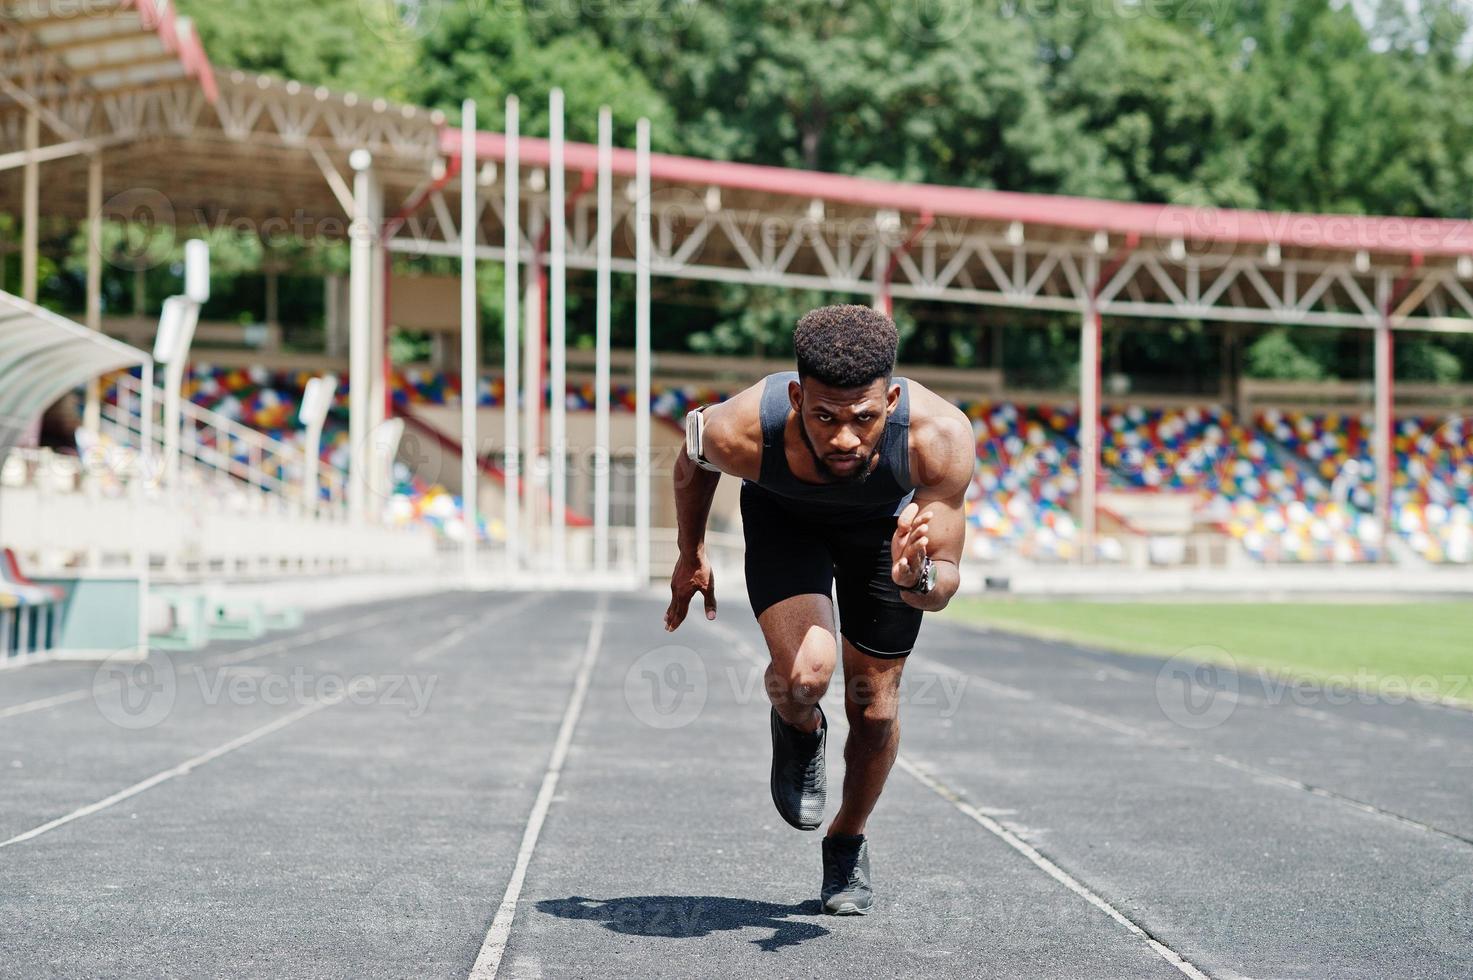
[[900, 553, 936, 594]]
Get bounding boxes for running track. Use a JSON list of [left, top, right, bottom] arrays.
[[1, 589, 1469, 978]]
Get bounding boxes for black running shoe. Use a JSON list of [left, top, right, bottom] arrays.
[[769, 704, 826, 830], [821, 833, 873, 915]]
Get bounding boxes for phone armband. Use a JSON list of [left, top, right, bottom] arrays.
[[684, 407, 723, 473]]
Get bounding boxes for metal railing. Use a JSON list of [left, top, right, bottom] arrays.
[[100, 373, 348, 516]]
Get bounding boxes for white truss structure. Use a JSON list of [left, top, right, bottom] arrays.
[[386, 191, 1473, 332]]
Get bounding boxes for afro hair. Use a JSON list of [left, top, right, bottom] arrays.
[[793, 304, 898, 389]]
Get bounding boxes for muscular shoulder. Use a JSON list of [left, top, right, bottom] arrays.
[[697, 378, 767, 481], [905, 381, 975, 495]]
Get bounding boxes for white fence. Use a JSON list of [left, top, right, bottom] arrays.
[[0, 373, 435, 580], [0, 452, 430, 578], [102, 373, 349, 516]]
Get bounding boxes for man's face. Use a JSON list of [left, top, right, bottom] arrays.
[[791, 376, 897, 483]]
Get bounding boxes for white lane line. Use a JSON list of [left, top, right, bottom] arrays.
[[991, 627, 1454, 749], [910, 649, 1473, 849], [0, 593, 475, 724], [0, 685, 362, 850], [198, 590, 482, 671], [710, 619, 1209, 978], [195, 612, 398, 670], [411, 594, 550, 666], [931, 615, 1473, 717], [897, 757, 1211, 980], [0, 601, 525, 851], [1207, 753, 1473, 848], [0, 689, 91, 720], [0, 621, 385, 725], [468, 593, 609, 980], [1050, 702, 1167, 742]]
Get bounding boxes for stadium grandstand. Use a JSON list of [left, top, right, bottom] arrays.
[[2, 0, 1471, 659]]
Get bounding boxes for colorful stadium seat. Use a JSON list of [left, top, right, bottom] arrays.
[[102, 365, 1473, 564]]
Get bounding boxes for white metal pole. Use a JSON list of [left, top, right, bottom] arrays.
[[503, 96, 522, 577], [22, 111, 38, 303], [594, 107, 613, 574], [871, 242, 889, 314], [461, 98, 479, 581], [84, 153, 103, 433], [137, 360, 154, 657], [304, 429, 322, 517], [163, 356, 182, 489], [162, 300, 201, 490], [1079, 304, 1100, 563], [549, 89, 568, 573], [1374, 318, 1394, 548], [303, 426, 321, 516], [523, 209, 544, 567], [348, 149, 375, 525], [299, 374, 336, 519], [139, 361, 154, 482], [635, 118, 652, 584], [368, 181, 387, 454]]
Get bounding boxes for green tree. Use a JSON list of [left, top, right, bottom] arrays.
[[1049, 14, 1253, 206], [409, 3, 673, 145], [182, 0, 416, 98], [1398, 339, 1463, 383], [1245, 328, 1326, 381], [570, 0, 1117, 194]]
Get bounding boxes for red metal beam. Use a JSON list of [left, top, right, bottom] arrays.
[[1080, 234, 1139, 558], [445, 129, 1473, 258], [1374, 252, 1425, 545], [877, 210, 933, 318]]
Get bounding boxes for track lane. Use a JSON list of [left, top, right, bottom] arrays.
[[0, 590, 581, 979], [495, 596, 1187, 979]]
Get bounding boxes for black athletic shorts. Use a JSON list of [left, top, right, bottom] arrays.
[[739, 480, 924, 658]]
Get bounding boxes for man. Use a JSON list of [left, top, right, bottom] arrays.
[[663, 304, 975, 916]]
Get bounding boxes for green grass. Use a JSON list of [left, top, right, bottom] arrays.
[[940, 599, 1473, 703]]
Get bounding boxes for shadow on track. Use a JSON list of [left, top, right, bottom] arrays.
[[536, 895, 828, 950]]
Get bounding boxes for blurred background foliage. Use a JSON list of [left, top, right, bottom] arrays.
[[6, 0, 1471, 387]]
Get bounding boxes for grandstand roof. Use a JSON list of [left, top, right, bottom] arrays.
[[1, 0, 217, 106], [0, 287, 149, 461], [458, 129, 1473, 260]]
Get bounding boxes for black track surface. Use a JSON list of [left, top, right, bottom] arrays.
[[1, 589, 1468, 979]]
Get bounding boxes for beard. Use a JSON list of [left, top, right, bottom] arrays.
[[799, 419, 887, 485]]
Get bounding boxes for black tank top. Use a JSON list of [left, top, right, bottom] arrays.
[[742, 370, 917, 521]]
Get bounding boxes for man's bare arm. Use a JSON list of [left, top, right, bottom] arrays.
[[673, 443, 721, 557], [672, 382, 762, 555], [664, 382, 763, 632], [894, 412, 975, 612]]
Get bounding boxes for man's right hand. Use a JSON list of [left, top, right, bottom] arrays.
[[664, 548, 717, 631]]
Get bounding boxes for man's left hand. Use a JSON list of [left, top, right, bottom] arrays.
[[890, 500, 932, 589]]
